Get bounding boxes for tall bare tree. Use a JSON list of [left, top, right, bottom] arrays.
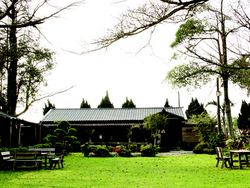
[[0, 0, 81, 116], [83, 0, 209, 53]]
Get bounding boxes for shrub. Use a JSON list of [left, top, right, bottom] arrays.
[[93, 146, 111, 157], [80, 145, 113, 157], [140, 144, 157, 157], [28, 143, 52, 148], [129, 144, 138, 152], [225, 139, 235, 150], [193, 142, 207, 154], [0, 147, 28, 152], [119, 149, 132, 157]]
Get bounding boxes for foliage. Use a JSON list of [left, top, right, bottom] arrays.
[[186, 98, 207, 118], [43, 100, 55, 115], [171, 19, 205, 48], [237, 100, 250, 130], [122, 97, 136, 108], [114, 146, 132, 157], [226, 130, 250, 150], [28, 143, 52, 148], [143, 113, 168, 145], [43, 121, 78, 152], [0, 147, 28, 152], [187, 113, 226, 152], [129, 144, 139, 152], [80, 98, 91, 108], [93, 146, 112, 157], [140, 144, 158, 157], [225, 139, 235, 150], [97, 91, 114, 108], [164, 1, 250, 138]]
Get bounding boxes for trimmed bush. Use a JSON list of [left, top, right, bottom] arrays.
[[140, 144, 157, 157]]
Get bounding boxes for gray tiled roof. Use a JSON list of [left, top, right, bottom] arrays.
[[41, 107, 186, 123]]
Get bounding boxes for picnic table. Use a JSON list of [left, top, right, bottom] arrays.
[[230, 150, 250, 169], [29, 148, 56, 169]]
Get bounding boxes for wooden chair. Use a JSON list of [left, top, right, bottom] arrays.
[[215, 147, 231, 169], [49, 151, 65, 170]]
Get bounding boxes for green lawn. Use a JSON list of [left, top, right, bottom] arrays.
[[0, 153, 250, 187]]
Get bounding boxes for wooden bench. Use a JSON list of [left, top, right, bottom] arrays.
[[0, 151, 15, 170], [11, 151, 43, 170]]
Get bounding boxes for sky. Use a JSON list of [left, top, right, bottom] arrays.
[[18, 0, 250, 123]]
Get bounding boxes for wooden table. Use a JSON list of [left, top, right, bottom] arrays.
[[230, 150, 250, 169], [41, 153, 48, 169]]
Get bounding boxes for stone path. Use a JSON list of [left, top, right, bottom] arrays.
[[156, 150, 194, 156]]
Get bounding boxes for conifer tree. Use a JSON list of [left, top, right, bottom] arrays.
[[43, 100, 55, 115], [80, 98, 91, 108], [97, 91, 114, 108], [238, 100, 250, 130], [186, 98, 206, 118], [122, 97, 136, 108], [164, 98, 171, 107]]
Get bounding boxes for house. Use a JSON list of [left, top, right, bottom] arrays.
[[0, 111, 39, 147], [40, 107, 198, 149]]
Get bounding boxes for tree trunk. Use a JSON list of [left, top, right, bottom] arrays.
[[7, 4, 18, 116], [223, 77, 234, 138], [220, 0, 234, 138]]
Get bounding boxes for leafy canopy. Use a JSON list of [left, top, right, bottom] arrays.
[[143, 113, 168, 145]]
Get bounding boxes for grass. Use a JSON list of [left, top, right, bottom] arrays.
[[0, 153, 250, 187]]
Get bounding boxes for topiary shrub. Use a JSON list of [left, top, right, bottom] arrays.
[[140, 144, 157, 157]]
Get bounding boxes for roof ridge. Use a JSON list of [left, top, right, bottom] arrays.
[[47, 107, 183, 110]]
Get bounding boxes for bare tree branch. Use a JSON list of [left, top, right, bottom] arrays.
[[81, 0, 209, 54]]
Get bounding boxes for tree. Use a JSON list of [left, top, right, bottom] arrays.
[[0, 0, 80, 117], [43, 121, 79, 151], [43, 99, 55, 116], [237, 100, 250, 130], [164, 1, 250, 138], [164, 98, 171, 107], [143, 113, 168, 146], [186, 113, 225, 151], [81, 0, 249, 138], [80, 98, 91, 108], [186, 98, 206, 118], [83, 0, 209, 53], [122, 97, 136, 108], [97, 91, 114, 108]]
